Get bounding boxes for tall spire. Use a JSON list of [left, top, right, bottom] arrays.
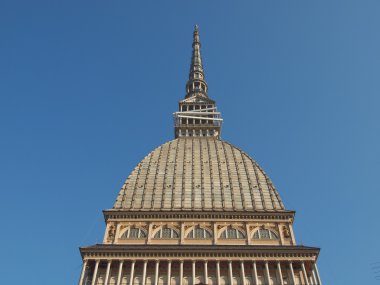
[[173, 25, 223, 139], [185, 25, 208, 98]]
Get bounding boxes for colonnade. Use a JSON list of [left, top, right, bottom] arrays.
[[79, 259, 322, 285]]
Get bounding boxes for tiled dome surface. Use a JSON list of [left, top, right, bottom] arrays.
[[114, 137, 285, 211]]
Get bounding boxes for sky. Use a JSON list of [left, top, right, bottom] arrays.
[[0, 0, 380, 284]]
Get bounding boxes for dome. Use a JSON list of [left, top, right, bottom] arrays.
[[114, 137, 285, 212]]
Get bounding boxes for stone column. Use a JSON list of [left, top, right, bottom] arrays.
[[180, 260, 184, 285], [142, 260, 148, 285], [116, 260, 124, 285], [228, 260, 233, 285], [91, 260, 100, 285], [114, 223, 120, 243], [313, 263, 322, 285], [289, 262, 296, 285], [192, 261, 196, 285], [104, 260, 112, 285], [129, 261, 136, 285], [252, 261, 258, 285], [148, 223, 153, 244], [289, 225, 296, 245], [216, 261, 221, 285], [167, 261, 172, 285], [301, 262, 309, 285], [181, 223, 185, 244], [240, 261, 246, 285], [278, 224, 284, 246], [78, 260, 88, 285], [311, 266, 318, 285], [246, 224, 251, 245], [276, 261, 284, 285], [264, 261, 270, 285], [204, 260, 208, 284], [154, 260, 160, 285], [213, 223, 218, 245]]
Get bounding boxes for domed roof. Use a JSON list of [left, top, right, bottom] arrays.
[[114, 137, 285, 212]]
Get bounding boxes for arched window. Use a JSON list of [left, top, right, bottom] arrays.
[[220, 226, 246, 239], [186, 226, 213, 239], [253, 229, 279, 240], [154, 226, 179, 239], [122, 227, 147, 239]]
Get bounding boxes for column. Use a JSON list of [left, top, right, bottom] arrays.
[[313, 263, 322, 285], [204, 260, 208, 284], [181, 224, 185, 244], [104, 260, 112, 285], [129, 261, 136, 285], [216, 261, 221, 285], [213, 223, 218, 245], [91, 260, 100, 285], [180, 260, 184, 285], [167, 261, 172, 285], [240, 261, 246, 285], [142, 260, 148, 285], [192, 260, 196, 285], [289, 226, 296, 245], [276, 262, 284, 285], [154, 260, 160, 285], [116, 260, 124, 285], [114, 224, 121, 243], [78, 260, 88, 285], [252, 261, 258, 285], [245, 224, 251, 245], [278, 224, 284, 246], [264, 261, 270, 285], [311, 266, 318, 285], [148, 223, 153, 244], [228, 260, 233, 285], [289, 262, 296, 285], [301, 262, 310, 285]]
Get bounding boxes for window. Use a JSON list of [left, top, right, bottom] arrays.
[[122, 227, 147, 239], [253, 229, 279, 240], [154, 226, 179, 239], [220, 226, 246, 239], [187, 226, 213, 239]]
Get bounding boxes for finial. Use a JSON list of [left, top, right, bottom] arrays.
[[194, 24, 199, 32]]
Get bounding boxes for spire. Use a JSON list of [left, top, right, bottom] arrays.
[[185, 25, 208, 98], [173, 26, 223, 139]]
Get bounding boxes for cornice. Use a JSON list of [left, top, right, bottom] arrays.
[[103, 210, 296, 223], [80, 244, 319, 261]]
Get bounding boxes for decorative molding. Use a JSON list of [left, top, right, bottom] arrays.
[[283, 226, 291, 238], [106, 223, 116, 243], [103, 210, 295, 222], [80, 245, 319, 262]]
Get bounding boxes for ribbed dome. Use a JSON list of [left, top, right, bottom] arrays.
[[114, 137, 285, 211]]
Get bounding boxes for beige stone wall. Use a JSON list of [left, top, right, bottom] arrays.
[[103, 217, 295, 246]]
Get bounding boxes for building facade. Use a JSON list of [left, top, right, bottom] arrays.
[[78, 26, 322, 285]]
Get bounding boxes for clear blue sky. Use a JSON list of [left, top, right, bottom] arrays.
[[1, 1, 379, 284]]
